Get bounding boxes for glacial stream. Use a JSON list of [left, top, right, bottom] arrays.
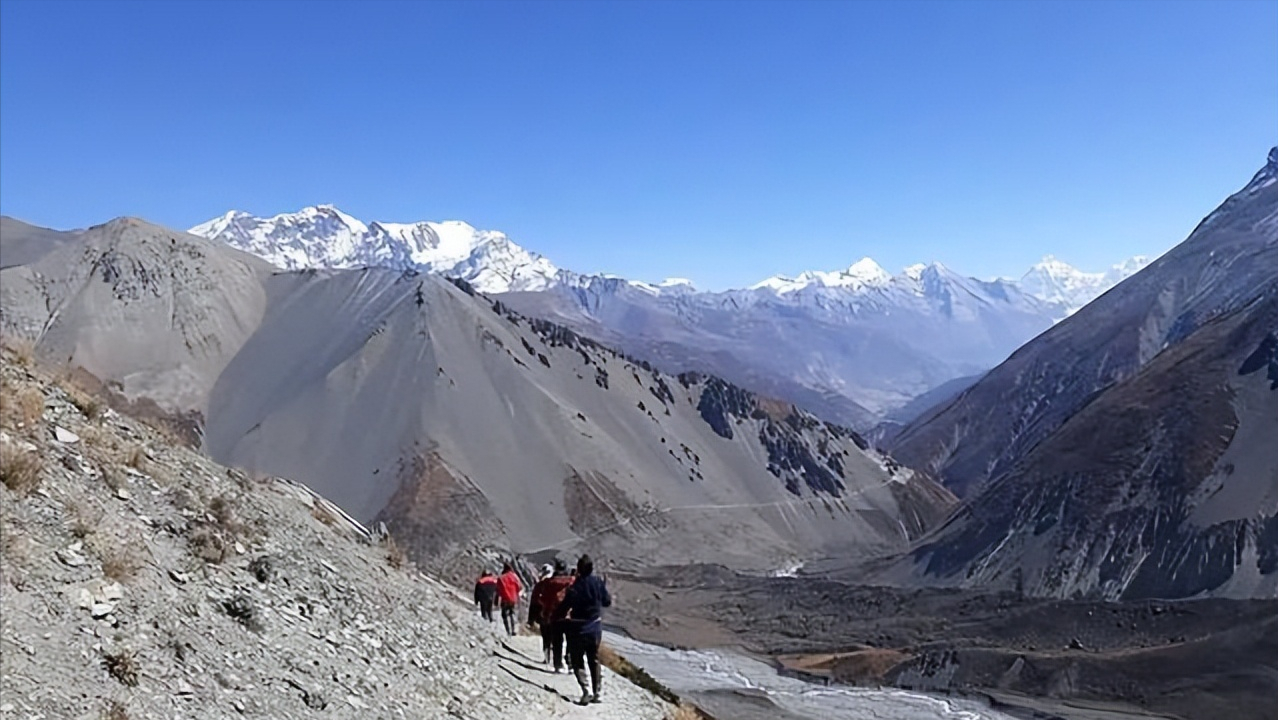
[[603, 632, 1016, 720]]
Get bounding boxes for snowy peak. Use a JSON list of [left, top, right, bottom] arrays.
[[751, 257, 891, 293], [190, 207, 561, 293], [1019, 254, 1151, 313], [193, 206, 1151, 314]]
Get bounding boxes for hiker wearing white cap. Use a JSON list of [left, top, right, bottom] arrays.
[[528, 559, 573, 671]]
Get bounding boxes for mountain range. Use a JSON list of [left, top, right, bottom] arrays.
[[4, 147, 1273, 607], [0, 217, 954, 580], [189, 208, 1149, 422]]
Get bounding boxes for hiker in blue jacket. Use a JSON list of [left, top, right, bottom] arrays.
[[553, 554, 611, 705]]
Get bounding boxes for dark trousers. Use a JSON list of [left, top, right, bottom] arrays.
[[566, 629, 602, 695], [541, 622, 565, 669], [500, 602, 518, 636], [478, 600, 494, 622]]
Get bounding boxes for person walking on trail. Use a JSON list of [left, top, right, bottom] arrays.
[[528, 560, 574, 672], [473, 570, 498, 623], [554, 554, 611, 705], [497, 562, 523, 637]]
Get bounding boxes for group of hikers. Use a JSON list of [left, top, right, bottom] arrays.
[[473, 554, 611, 706]]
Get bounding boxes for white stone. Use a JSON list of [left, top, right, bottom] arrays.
[[54, 426, 80, 444]]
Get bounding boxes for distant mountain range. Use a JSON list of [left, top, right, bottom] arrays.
[[189, 208, 1148, 422]]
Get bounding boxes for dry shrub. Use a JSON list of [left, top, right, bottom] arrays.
[[386, 537, 407, 570], [208, 493, 246, 535], [58, 377, 103, 422], [102, 466, 128, 493], [67, 498, 102, 538], [667, 704, 704, 720], [92, 534, 146, 583], [103, 700, 130, 720], [17, 388, 44, 426], [188, 527, 231, 564], [3, 338, 36, 367], [123, 444, 147, 471], [311, 501, 338, 527], [0, 443, 42, 496], [70, 391, 104, 422], [102, 649, 139, 687]]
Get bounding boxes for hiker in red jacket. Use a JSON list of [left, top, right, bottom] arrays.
[[497, 562, 523, 636], [528, 559, 574, 672], [473, 570, 498, 623]]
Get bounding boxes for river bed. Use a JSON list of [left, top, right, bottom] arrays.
[[604, 631, 1016, 720]]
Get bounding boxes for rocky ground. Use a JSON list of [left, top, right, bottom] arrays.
[[0, 349, 679, 720], [606, 565, 1278, 720]]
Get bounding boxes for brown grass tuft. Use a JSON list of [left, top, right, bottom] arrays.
[[667, 704, 703, 720], [93, 534, 146, 583], [103, 700, 130, 720], [67, 498, 102, 539], [102, 649, 139, 687], [3, 338, 36, 367], [188, 527, 231, 564], [0, 443, 42, 496], [311, 501, 338, 526], [122, 444, 147, 471], [102, 465, 128, 493], [386, 536, 407, 569], [17, 388, 44, 427]]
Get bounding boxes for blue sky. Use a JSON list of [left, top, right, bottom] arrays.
[[1, 0, 1274, 289]]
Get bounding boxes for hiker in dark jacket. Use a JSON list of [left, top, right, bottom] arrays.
[[473, 570, 498, 622], [554, 554, 611, 705], [529, 560, 574, 672]]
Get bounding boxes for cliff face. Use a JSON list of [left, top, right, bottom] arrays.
[[886, 149, 1278, 600]]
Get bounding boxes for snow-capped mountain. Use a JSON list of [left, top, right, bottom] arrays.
[[1019, 254, 1152, 313], [190, 206, 1154, 423], [190, 205, 563, 293]]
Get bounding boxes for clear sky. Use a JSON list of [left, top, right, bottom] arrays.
[[1, 1, 1274, 289]]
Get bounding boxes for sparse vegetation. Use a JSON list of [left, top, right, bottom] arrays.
[[386, 536, 407, 569], [90, 531, 146, 582], [188, 527, 231, 564], [99, 545, 143, 582], [64, 385, 104, 421], [123, 444, 147, 471], [0, 443, 43, 496], [17, 388, 44, 426], [311, 501, 339, 526], [103, 700, 130, 720], [3, 338, 36, 367], [102, 649, 139, 687], [67, 498, 102, 538], [102, 465, 128, 493]]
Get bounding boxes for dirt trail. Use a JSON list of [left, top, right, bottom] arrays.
[[494, 634, 671, 719]]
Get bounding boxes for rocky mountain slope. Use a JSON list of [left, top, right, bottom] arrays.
[[884, 147, 1278, 600], [0, 349, 676, 720], [187, 207, 1146, 423], [0, 216, 82, 269], [0, 220, 954, 581], [0, 217, 274, 414]]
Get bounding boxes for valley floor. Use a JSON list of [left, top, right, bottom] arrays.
[[604, 565, 1278, 720]]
